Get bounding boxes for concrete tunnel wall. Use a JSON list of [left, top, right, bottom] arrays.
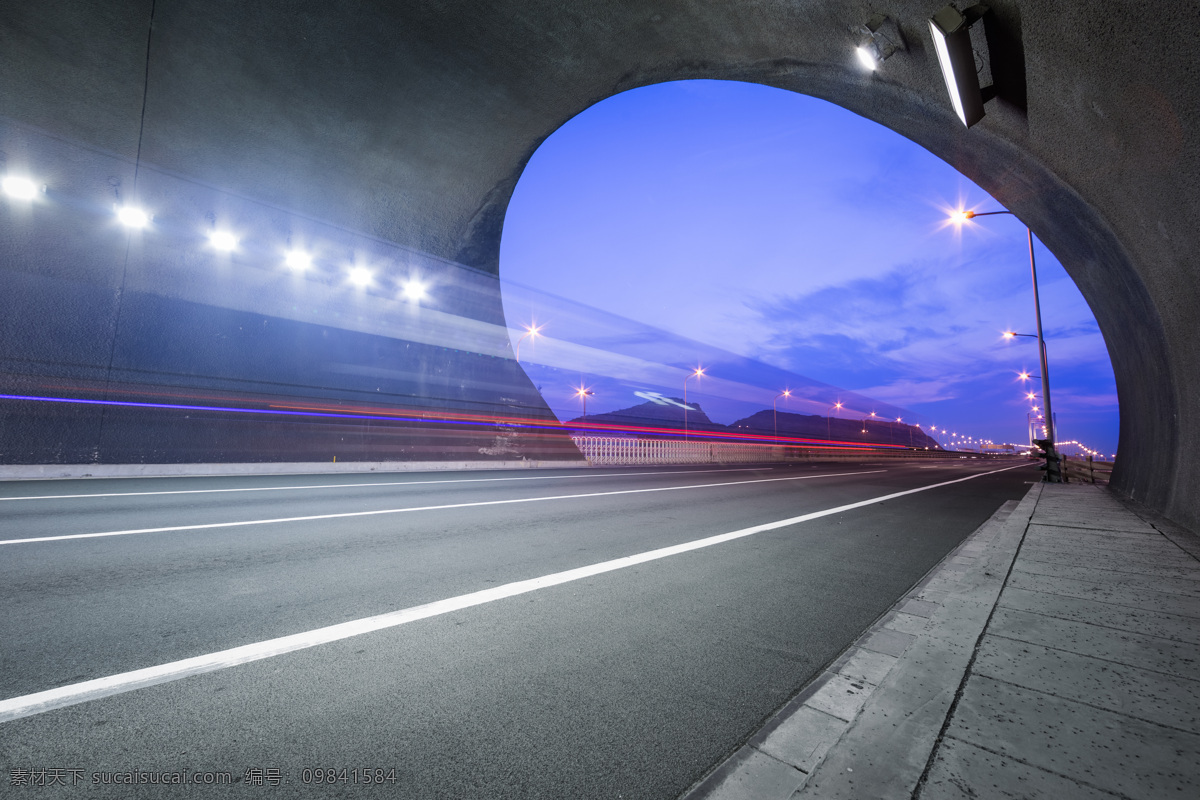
[[0, 1, 1196, 529]]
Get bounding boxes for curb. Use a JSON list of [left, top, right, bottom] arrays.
[[682, 482, 1043, 800]]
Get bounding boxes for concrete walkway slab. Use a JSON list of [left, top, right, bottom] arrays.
[[680, 482, 1200, 800]]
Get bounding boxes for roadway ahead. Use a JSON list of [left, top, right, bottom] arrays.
[[0, 459, 1036, 797]]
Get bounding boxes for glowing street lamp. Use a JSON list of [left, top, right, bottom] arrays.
[[952, 208, 1059, 480], [514, 322, 543, 361], [684, 367, 705, 440], [828, 400, 843, 440], [773, 389, 791, 439], [574, 386, 594, 421]]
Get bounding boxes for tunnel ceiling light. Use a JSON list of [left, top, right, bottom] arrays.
[[208, 230, 238, 252], [401, 277, 428, 302], [855, 13, 899, 71], [348, 266, 372, 287], [2, 175, 41, 200], [116, 205, 151, 228], [284, 249, 312, 271], [929, 4, 989, 127]]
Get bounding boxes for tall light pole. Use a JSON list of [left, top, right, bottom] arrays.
[[773, 389, 791, 439], [683, 367, 704, 440], [514, 322, 544, 361], [828, 401, 843, 440], [953, 210, 1059, 479], [574, 386, 594, 422]]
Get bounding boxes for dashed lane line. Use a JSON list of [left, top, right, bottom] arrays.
[[0, 467, 764, 502], [0, 470, 885, 546], [0, 464, 1029, 723]]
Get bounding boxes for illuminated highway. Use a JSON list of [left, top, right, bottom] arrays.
[[0, 460, 1033, 797]]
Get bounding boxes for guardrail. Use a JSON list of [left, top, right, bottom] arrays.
[[1062, 454, 1114, 484], [569, 436, 1015, 467]]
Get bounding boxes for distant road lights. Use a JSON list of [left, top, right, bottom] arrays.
[[683, 367, 705, 440], [828, 400, 844, 439], [207, 230, 238, 252], [401, 277, 428, 303], [574, 386, 595, 420], [284, 249, 312, 272], [348, 266, 372, 288], [773, 389, 792, 438], [116, 205, 151, 229], [2, 175, 40, 200], [514, 322, 544, 361]]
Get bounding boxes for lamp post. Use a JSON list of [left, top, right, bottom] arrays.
[[828, 401, 843, 440], [574, 386, 594, 422], [683, 367, 704, 440], [514, 322, 544, 361], [773, 389, 792, 439], [953, 210, 1059, 480]]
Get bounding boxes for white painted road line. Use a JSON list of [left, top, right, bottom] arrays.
[[0, 467, 763, 502], [0, 470, 884, 545], [0, 464, 1028, 723]]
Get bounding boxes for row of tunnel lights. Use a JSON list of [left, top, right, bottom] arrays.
[[1, 175, 430, 301], [4, 174, 1117, 459]]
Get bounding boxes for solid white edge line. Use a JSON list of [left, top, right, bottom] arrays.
[[0, 467, 761, 502], [0, 464, 1029, 723], [0, 470, 886, 545]]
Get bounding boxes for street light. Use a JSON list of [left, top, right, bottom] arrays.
[[828, 401, 843, 440], [574, 386, 594, 422], [773, 389, 791, 439], [952, 209, 1059, 480], [514, 322, 544, 361], [684, 367, 704, 440]]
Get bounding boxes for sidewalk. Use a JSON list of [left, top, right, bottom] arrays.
[[685, 481, 1200, 799]]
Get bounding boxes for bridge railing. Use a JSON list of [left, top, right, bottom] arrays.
[[568, 436, 1014, 467], [1062, 454, 1114, 484]]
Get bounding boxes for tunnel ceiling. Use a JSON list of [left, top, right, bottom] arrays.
[[1, 0, 1197, 528]]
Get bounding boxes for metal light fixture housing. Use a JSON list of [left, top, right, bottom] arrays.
[[855, 13, 899, 72], [929, 4, 989, 127]]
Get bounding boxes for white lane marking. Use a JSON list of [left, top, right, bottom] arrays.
[[0, 463, 1027, 723], [0, 467, 762, 502], [0, 470, 885, 545]]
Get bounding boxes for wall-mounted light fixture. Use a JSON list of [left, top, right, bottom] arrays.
[[2, 175, 42, 200], [856, 14, 899, 71], [207, 229, 239, 252], [284, 248, 312, 271], [116, 204, 151, 228], [929, 4, 990, 127]]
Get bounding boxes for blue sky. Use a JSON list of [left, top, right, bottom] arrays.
[[498, 80, 1119, 456]]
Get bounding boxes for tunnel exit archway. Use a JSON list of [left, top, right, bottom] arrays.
[[496, 79, 1120, 457]]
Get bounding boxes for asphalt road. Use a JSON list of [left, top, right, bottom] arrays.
[[0, 459, 1036, 798]]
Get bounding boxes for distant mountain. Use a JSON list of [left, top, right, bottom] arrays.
[[566, 398, 726, 432], [728, 410, 940, 448], [568, 402, 940, 447]]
